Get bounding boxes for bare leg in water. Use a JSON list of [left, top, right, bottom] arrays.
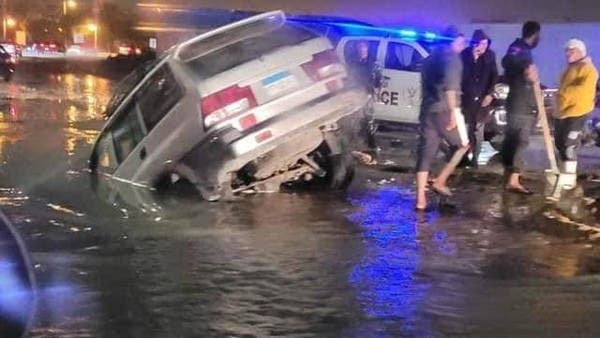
[[416, 145, 469, 210], [431, 145, 470, 195]]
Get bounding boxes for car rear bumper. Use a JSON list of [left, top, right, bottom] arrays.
[[182, 89, 369, 191]]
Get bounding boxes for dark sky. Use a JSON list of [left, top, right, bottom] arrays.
[[161, 0, 600, 26]]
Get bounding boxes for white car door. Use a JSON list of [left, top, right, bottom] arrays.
[[375, 40, 428, 125]]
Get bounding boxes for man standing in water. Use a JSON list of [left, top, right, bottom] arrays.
[[501, 21, 541, 194], [415, 26, 470, 211], [461, 29, 499, 168]]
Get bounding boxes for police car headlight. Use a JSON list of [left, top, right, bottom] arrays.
[[493, 83, 509, 100]]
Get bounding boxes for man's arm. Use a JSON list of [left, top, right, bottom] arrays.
[[443, 56, 462, 129], [482, 51, 500, 107]]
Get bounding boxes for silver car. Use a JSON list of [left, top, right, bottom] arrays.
[[89, 11, 369, 201]]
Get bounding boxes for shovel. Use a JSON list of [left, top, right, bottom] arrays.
[[533, 82, 567, 201]]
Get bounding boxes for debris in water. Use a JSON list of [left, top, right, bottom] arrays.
[[352, 151, 377, 165], [48, 203, 85, 217], [50, 220, 64, 227]]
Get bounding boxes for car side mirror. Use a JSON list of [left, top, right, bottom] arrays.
[[0, 210, 36, 338]]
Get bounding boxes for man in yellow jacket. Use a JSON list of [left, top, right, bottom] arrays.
[[555, 38, 599, 188]]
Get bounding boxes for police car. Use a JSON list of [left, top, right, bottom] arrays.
[[324, 25, 436, 127]]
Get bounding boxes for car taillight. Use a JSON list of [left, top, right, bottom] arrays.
[[302, 50, 345, 82], [200, 85, 257, 128]]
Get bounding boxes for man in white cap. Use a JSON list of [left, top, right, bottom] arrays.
[[555, 38, 599, 188]]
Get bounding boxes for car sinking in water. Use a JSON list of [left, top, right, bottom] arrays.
[[89, 11, 369, 201]]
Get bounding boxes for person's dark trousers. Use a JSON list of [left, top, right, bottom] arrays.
[[469, 121, 485, 167], [460, 102, 484, 167], [501, 114, 537, 174], [554, 114, 589, 162]]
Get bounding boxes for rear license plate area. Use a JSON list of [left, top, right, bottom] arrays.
[[262, 71, 297, 97]]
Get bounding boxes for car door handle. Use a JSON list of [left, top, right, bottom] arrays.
[[140, 148, 147, 160]]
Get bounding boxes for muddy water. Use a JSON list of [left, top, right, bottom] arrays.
[[0, 62, 599, 337]]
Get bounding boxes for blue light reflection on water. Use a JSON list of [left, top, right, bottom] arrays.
[[347, 185, 455, 335], [0, 259, 32, 323]]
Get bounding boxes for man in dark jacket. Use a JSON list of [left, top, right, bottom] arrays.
[[461, 29, 499, 167], [501, 21, 541, 194]]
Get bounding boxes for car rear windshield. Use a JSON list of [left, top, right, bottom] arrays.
[[184, 22, 319, 79]]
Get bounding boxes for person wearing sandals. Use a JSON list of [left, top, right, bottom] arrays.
[[415, 26, 470, 211], [501, 21, 542, 194]]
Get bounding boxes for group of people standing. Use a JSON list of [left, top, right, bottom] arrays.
[[415, 21, 599, 211]]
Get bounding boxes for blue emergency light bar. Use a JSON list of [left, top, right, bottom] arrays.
[[288, 17, 448, 42]]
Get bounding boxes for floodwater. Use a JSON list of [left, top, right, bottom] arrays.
[[1, 62, 599, 337]]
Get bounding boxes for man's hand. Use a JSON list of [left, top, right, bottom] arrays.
[[525, 64, 539, 84], [481, 95, 493, 107]]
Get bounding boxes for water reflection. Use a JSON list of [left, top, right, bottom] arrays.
[[347, 186, 448, 335], [0, 97, 24, 164], [62, 74, 109, 158], [0, 210, 36, 338]]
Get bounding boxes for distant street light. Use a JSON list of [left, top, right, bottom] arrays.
[[2, 17, 16, 40], [63, 0, 77, 15], [88, 23, 98, 50]]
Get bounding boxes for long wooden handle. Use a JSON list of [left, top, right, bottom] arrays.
[[533, 82, 560, 173]]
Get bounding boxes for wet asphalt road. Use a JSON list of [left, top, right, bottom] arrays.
[[1, 60, 600, 337]]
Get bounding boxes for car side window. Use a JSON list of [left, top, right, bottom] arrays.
[[91, 132, 118, 173], [343, 40, 380, 64], [385, 42, 424, 72], [136, 65, 183, 132], [111, 103, 145, 163]]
